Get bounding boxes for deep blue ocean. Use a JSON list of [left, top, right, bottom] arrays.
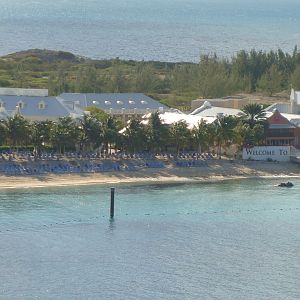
[[1, 0, 300, 61], [0, 179, 299, 299]]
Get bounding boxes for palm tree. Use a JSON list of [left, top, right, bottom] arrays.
[[232, 122, 252, 148], [242, 103, 266, 128], [192, 120, 209, 154], [233, 121, 266, 148], [124, 118, 146, 154], [51, 117, 78, 154], [31, 120, 54, 158], [214, 115, 239, 157], [0, 119, 8, 145], [79, 115, 103, 152], [146, 112, 168, 153], [3, 115, 31, 149], [170, 121, 190, 155], [205, 123, 216, 153], [252, 123, 266, 145], [103, 116, 121, 154]]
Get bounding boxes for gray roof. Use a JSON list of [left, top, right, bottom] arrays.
[[265, 103, 290, 113], [59, 93, 167, 111], [0, 95, 71, 118], [190, 101, 245, 117], [0, 93, 168, 120]]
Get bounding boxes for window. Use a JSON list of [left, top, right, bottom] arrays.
[[141, 100, 147, 105], [17, 101, 25, 109], [38, 101, 46, 110], [117, 100, 123, 105], [105, 101, 111, 105], [129, 100, 135, 104]]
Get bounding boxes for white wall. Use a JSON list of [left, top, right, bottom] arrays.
[[243, 146, 291, 162], [0, 88, 48, 97]]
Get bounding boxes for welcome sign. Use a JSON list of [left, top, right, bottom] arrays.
[[242, 146, 291, 162]]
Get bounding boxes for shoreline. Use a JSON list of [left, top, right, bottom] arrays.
[[0, 161, 299, 190]]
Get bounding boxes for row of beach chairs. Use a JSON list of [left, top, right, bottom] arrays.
[[0, 150, 216, 162], [0, 158, 210, 176]]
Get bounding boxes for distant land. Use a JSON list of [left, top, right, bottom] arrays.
[[2, 49, 84, 63], [0, 48, 296, 110]]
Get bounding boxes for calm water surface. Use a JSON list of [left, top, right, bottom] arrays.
[[1, 0, 300, 61], [0, 178, 300, 299]]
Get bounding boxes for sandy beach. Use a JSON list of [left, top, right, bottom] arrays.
[[0, 160, 299, 189]]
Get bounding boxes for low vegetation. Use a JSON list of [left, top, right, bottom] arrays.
[[1, 48, 300, 109]]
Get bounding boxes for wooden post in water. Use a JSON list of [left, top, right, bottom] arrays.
[[110, 187, 115, 219]]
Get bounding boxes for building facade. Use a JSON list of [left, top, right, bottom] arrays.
[[266, 109, 300, 148], [265, 89, 300, 114], [290, 89, 300, 114], [0, 89, 167, 121], [58, 93, 167, 121]]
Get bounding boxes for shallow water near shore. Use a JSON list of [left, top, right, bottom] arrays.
[[0, 178, 300, 299]]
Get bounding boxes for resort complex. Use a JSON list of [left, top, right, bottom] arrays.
[[2, 2, 300, 298], [0, 87, 300, 176], [0, 0, 300, 300]]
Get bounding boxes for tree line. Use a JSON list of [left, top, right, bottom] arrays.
[[0, 104, 267, 157], [1, 48, 300, 109]]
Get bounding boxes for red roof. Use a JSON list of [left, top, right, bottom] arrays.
[[268, 109, 292, 126]]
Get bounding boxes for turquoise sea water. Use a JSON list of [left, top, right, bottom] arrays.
[[1, 0, 300, 61], [0, 178, 300, 299]]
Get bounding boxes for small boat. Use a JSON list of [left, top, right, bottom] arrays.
[[278, 182, 294, 187]]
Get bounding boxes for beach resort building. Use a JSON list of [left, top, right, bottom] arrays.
[[290, 89, 300, 114], [265, 109, 300, 148], [0, 95, 79, 121], [265, 89, 300, 115], [0, 87, 48, 97], [141, 110, 215, 129], [0, 88, 167, 121], [190, 96, 246, 111], [58, 93, 168, 121], [140, 101, 244, 130], [0, 88, 77, 121], [190, 101, 245, 118]]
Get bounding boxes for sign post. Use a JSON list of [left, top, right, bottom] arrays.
[[110, 187, 115, 219]]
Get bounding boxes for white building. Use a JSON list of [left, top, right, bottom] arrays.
[[290, 89, 300, 114], [265, 89, 300, 115], [190, 101, 245, 118], [0, 87, 48, 97], [136, 111, 215, 132]]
